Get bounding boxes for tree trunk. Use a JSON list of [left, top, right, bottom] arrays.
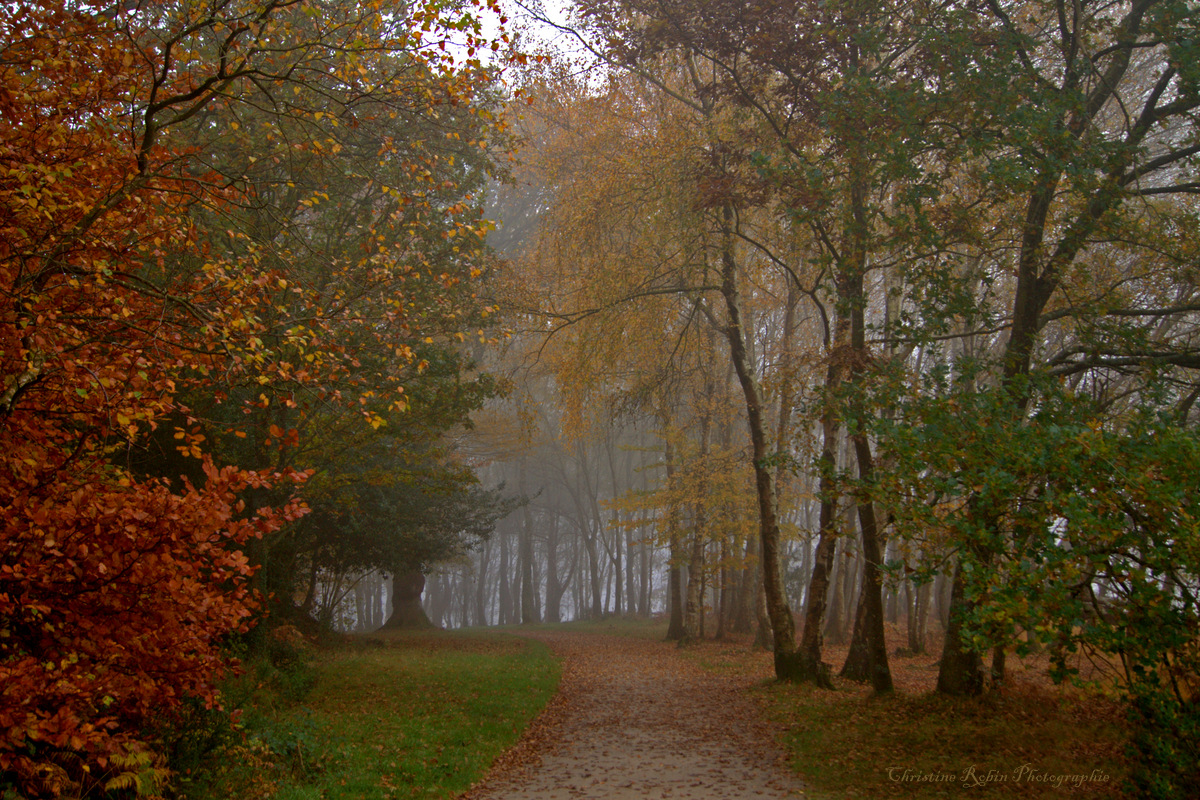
[[684, 532, 705, 641], [716, 537, 730, 639], [795, 393, 842, 688], [905, 578, 925, 654], [936, 563, 985, 695], [663, 436, 687, 640], [824, 538, 847, 644], [613, 523, 623, 616], [754, 568, 773, 650], [838, 433, 894, 692], [733, 532, 758, 634], [638, 454, 652, 617], [545, 513, 564, 623], [639, 533, 650, 616], [626, 523, 637, 618], [718, 204, 808, 681], [606, 434, 626, 617], [384, 571, 435, 629], [498, 523, 513, 625], [354, 576, 368, 632], [475, 540, 491, 627], [684, 374, 714, 643], [367, 572, 382, 630]]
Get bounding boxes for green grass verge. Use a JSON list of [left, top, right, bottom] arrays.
[[181, 630, 559, 800], [760, 679, 1131, 799]]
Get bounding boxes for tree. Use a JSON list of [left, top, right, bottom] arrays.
[[500, 65, 785, 634], [1, 0, 510, 790], [0, 463, 304, 797], [895, 0, 1200, 698], [566, 0, 916, 688], [158, 0, 516, 624]]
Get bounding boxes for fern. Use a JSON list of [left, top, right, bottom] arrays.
[[101, 747, 171, 798]]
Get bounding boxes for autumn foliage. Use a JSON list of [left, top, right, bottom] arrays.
[[0, 462, 305, 797], [1, 3, 296, 795], [1, 0, 510, 793]]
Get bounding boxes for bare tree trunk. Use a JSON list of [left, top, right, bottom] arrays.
[[366, 572, 382, 630], [520, 468, 540, 625], [717, 204, 809, 680], [824, 538, 846, 644], [573, 533, 584, 621], [885, 557, 901, 626], [353, 576, 368, 632], [837, 439, 893, 692], [475, 540, 491, 627], [544, 513, 564, 623], [584, 518, 602, 618], [613, 523, 623, 615], [733, 532, 758, 634], [916, 580, 931, 653], [606, 434, 626, 616], [626, 523, 637, 618], [716, 537, 730, 639], [638, 449, 652, 617], [384, 571, 435, 629], [938, 562, 984, 694], [498, 523, 513, 625], [754, 573, 773, 650], [905, 577, 922, 654], [684, 368, 715, 642], [796, 395, 842, 688], [661, 434, 687, 640], [684, 531, 706, 641]]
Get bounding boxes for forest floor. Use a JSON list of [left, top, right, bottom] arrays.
[[459, 626, 807, 800], [458, 621, 1131, 800], [186, 620, 1131, 800]]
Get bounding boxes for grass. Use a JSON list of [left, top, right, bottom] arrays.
[[763, 679, 1130, 799], [179, 616, 1133, 800], [499, 615, 668, 640], [661, 622, 1133, 798], [180, 629, 559, 800]]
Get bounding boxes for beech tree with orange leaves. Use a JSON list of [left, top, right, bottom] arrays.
[[0, 0, 512, 794]]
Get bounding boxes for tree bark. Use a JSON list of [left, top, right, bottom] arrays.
[[684, 369, 714, 642], [383, 571, 436, 629], [838, 433, 894, 692], [824, 537, 847, 645], [795, 390, 841, 688], [544, 513, 565, 623], [664, 437, 686, 640], [519, 461, 540, 624], [733, 532, 758, 635], [717, 203, 807, 680], [498, 523, 513, 625], [936, 563, 985, 695]]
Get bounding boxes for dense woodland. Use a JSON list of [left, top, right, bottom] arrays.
[[2, 0, 1199, 797]]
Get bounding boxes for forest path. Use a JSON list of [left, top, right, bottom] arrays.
[[460, 630, 807, 800]]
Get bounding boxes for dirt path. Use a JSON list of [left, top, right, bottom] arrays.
[[461, 631, 807, 800]]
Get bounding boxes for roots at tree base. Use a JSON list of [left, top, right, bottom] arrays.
[[774, 650, 834, 689]]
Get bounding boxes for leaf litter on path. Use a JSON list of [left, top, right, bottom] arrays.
[[459, 631, 806, 800]]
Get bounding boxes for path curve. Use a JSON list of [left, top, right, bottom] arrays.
[[461, 631, 807, 800]]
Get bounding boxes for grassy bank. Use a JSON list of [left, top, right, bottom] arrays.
[[181, 630, 559, 800], [681, 628, 1132, 799], [764, 679, 1129, 799]]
